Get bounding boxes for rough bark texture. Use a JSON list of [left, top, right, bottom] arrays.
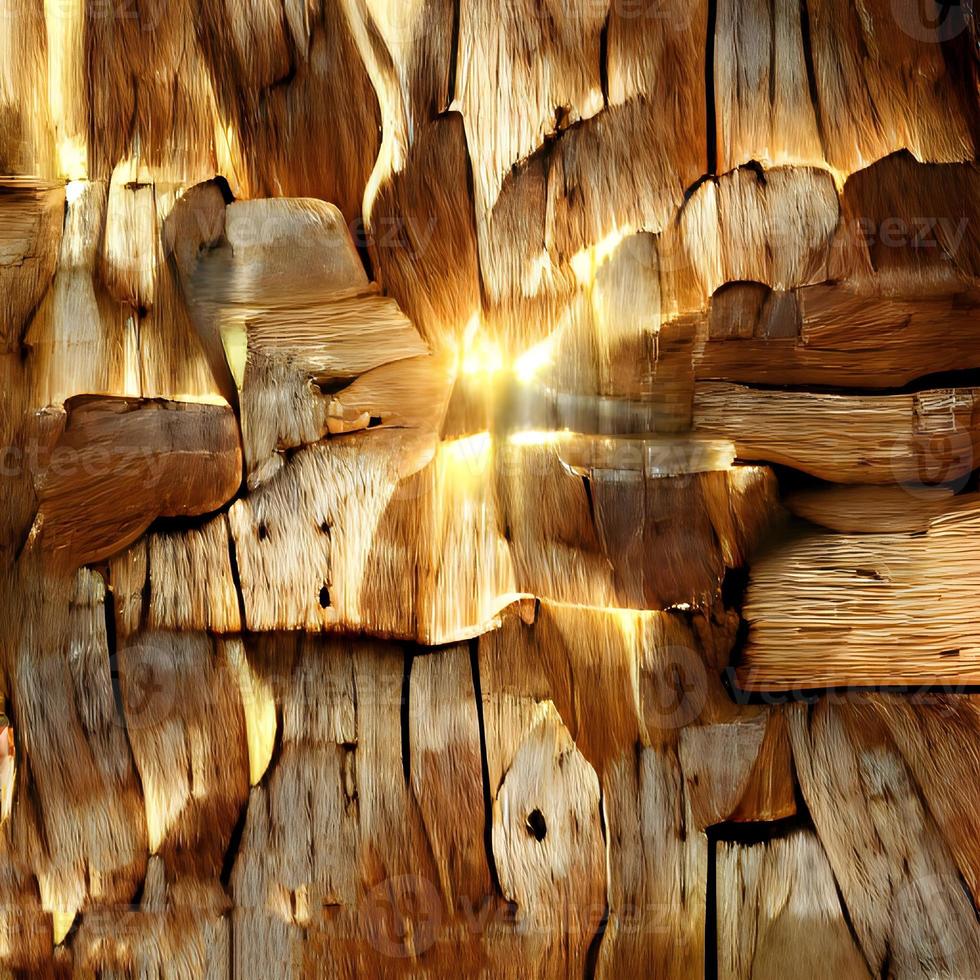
[[1, 1, 979, 976]]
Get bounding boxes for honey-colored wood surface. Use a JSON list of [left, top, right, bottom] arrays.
[[1, 1, 978, 976]]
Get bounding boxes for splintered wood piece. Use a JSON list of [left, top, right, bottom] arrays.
[[717, 830, 872, 980], [546, 231, 662, 406], [6, 566, 147, 933], [492, 704, 606, 965], [197, 0, 380, 216], [740, 499, 980, 690], [0, 179, 64, 351], [162, 180, 237, 404], [180, 196, 369, 401], [246, 285, 425, 380], [478, 601, 787, 976], [695, 382, 980, 484], [408, 649, 492, 910], [71, 856, 231, 977], [144, 516, 242, 636], [494, 437, 618, 609], [117, 631, 249, 874], [108, 536, 148, 640], [506, 434, 775, 609], [368, 114, 483, 351], [680, 710, 796, 829], [328, 353, 454, 439], [101, 166, 158, 310], [714, 0, 976, 182], [228, 431, 517, 644], [24, 181, 131, 406], [586, 463, 778, 610], [0, 3, 53, 178], [355, 0, 455, 128], [86, 0, 226, 184], [599, 744, 707, 978], [592, 470, 725, 610], [25, 177, 235, 407], [478, 0, 706, 326], [784, 483, 962, 533], [456, 0, 605, 220], [0, 833, 53, 974], [225, 638, 277, 787], [805, 0, 975, 173], [788, 700, 980, 978], [342, 1, 476, 348], [505, 436, 775, 610], [240, 284, 433, 484], [696, 282, 980, 389], [839, 155, 980, 289], [227, 437, 399, 634], [679, 712, 769, 829], [714, 0, 823, 173], [480, 601, 740, 765], [174, 193, 436, 483], [661, 166, 841, 318], [479, 627, 608, 973], [141, 186, 232, 404], [726, 710, 797, 823], [230, 634, 454, 977], [33, 396, 242, 569], [868, 694, 980, 908], [223, 198, 367, 301]]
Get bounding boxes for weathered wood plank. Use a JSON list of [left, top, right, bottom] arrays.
[[789, 699, 980, 978], [717, 830, 872, 980]]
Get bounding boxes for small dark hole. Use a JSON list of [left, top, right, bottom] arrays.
[[369, 416, 382, 428], [525, 809, 547, 841], [318, 585, 330, 608], [314, 375, 358, 396], [257, 523, 268, 541], [320, 521, 331, 535]]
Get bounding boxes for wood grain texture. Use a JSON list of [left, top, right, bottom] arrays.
[[2, 3, 980, 975], [740, 500, 980, 690], [695, 383, 980, 484], [717, 830, 872, 980], [32, 397, 242, 569], [789, 700, 980, 978]]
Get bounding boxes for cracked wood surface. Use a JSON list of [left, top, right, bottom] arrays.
[[1, 0, 979, 976]]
